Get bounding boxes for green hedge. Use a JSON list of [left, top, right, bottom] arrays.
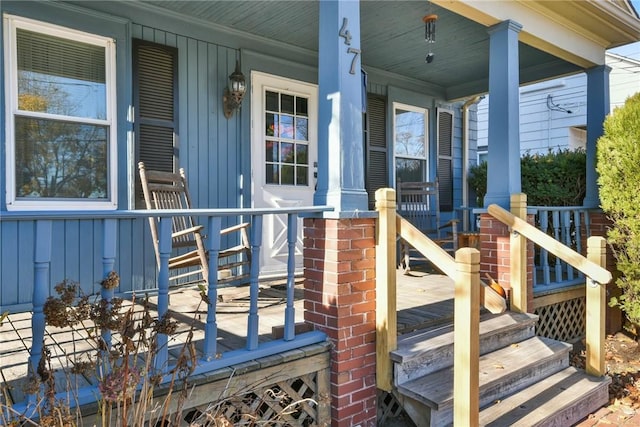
[[468, 148, 586, 207], [597, 92, 640, 324]]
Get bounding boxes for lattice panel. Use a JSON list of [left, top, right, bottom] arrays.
[[377, 389, 410, 424], [535, 296, 586, 342], [182, 373, 321, 426]]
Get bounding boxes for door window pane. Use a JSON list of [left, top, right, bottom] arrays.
[[263, 89, 311, 186]]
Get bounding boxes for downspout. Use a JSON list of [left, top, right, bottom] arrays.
[[461, 95, 484, 230]]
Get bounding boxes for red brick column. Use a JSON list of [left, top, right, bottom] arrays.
[[479, 213, 535, 312], [303, 217, 377, 427]]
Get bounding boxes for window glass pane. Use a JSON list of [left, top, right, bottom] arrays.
[[15, 116, 108, 198], [280, 115, 294, 139], [17, 29, 106, 120], [396, 158, 424, 183], [266, 113, 277, 137], [394, 109, 425, 157], [281, 94, 294, 114], [266, 163, 279, 184], [281, 165, 294, 185], [281, 142, 295, 163], [265, 140, 278, 162], [296, 97, 308, 116], [296, 144, 308, 165], [295, 117, 308, 141], [266, 91, 278, 111], [296, 166, 308, 186]]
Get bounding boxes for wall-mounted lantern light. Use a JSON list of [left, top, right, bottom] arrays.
[[423, 14, 438, 63], [223, 60, 246, 119]]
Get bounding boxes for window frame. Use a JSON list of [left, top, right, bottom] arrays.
[[392, 102, 429, 184], [3, 14, 118, 211]]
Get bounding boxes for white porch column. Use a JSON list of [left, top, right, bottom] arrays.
[[484, 20, 523, 209], [584, 65, 611, 208], [314, 0, 368, 213]]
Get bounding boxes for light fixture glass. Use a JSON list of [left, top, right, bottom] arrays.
[[223, 60, 246, 119]]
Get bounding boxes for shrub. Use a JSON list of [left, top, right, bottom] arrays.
[[597, 92, 640, 324], [468, 148, 586, 207]]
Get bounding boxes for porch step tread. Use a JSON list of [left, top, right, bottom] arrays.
[[397, 336, 571, 411], [479, 366, 611, 426], [392, 312, 538, 363]]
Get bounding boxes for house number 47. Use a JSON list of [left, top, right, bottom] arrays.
[[338, 17, 361, 75]]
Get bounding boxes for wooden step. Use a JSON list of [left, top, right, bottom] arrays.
[[397, 336, 571, 426], [392, 312, 538, 385], [479, 366, 611, 426]]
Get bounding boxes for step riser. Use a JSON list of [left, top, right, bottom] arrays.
[[421, 355, 570, 427], [395, 321, 536, 386], [529, 382, 609, 427]]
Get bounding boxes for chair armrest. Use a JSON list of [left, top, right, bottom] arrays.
[[172, 225, 204, 238], [220, 222, 250, 235], [439, 219, 459, 230]]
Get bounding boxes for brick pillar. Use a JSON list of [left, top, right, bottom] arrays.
[[583, 211, 622, 334], [479, 213, 535, 311], [304, 217, 377, 427]]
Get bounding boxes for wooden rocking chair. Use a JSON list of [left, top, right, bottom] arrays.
[[138, 162, 251, 287], [397, 180, 458, 273]]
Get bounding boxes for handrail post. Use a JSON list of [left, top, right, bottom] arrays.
[[586, 236, 606, 376], [454, 248, 480, 426], [510, 193, 528, 312], [375, 188, 397, 391]]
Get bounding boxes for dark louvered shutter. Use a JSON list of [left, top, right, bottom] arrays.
[[133, 40, 178, 207], [365, 95, 388, 209], [437, 109, 454, 211]]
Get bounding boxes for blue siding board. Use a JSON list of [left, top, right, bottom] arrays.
[[1, 222, 19, 309], [185, 37, 200, 193], [197, 39, 210, 208], [78, 220, 95, 293], [64, 220, 81, 284], [208, 43, 219, 209]]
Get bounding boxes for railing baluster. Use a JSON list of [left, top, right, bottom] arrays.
[[284, 213, 298, 341], [575, 210, 584, 278], [154, 218, 172, 372], [552, 210, 563, 281], [101, 219, 117, 352], [203, 216, 222, 360], [540, 211, 551, 285], [247, 215, 263, 350], [563, 210, 574, 281], [29, 220, 52, 405]]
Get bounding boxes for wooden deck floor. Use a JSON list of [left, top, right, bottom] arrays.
[[0, 271, 454, 406]]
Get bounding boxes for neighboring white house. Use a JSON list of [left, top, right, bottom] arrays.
[[476, 51, 640, 162]]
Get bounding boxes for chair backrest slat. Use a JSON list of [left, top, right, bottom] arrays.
[[397, 181, 441, 239], [138, 162, 200, 260]]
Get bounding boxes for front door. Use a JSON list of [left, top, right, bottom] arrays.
[[251, 72, 318, 277]]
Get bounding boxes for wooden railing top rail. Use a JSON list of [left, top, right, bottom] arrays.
[[487, 204, 612, 285], [0, 206, 334, 221]]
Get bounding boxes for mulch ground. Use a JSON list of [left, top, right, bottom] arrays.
[[572, 331, 640, 426]]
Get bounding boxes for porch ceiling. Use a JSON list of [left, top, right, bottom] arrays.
[[143, 0, 639, 100]]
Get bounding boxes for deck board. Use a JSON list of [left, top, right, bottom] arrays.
[[0, 271, 454, 406]]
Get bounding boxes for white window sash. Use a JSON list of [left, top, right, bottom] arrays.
[[3, 14, 118, 211]]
